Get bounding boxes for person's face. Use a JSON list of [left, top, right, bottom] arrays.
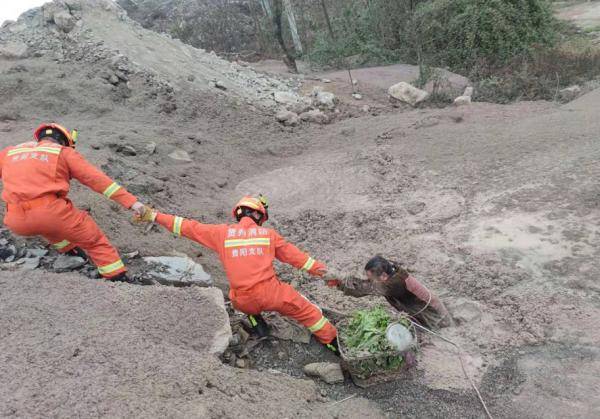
[[366, 269, 389, 283]]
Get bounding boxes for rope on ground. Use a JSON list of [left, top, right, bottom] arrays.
[[410, 321, 494, 419]]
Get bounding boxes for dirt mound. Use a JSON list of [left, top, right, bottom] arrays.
[[0, 271, 382, 418]]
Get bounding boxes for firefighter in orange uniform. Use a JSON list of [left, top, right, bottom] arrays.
[[137, 196, 339, 353], [0, 123, 145, 282]]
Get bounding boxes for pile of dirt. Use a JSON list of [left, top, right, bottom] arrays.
[[0, 271, 382, 418]]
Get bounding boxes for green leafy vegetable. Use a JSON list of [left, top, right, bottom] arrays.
[[339, 306, 412, 378]]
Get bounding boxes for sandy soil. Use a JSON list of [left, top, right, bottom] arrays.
[[1, 1, 600, 418]]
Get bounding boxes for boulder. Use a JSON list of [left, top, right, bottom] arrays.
[[388, 82, 429, 106], [54, 11, 76, 33], [303, 362, 344, 384], [299, 109, 329, 125], [275, 109, 299, 127], [0, 42, 29, 59], [142, 256, 213, 287]]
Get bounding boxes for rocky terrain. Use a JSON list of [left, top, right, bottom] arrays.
[[1, 1, 600, 418]]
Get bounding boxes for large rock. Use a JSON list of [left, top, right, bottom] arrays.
[[0, 42, 29, 59], [54, 11, 76, 33], [303, 362, 344, 384], [143, 256, 213, 287], [388, 82, 429, 106]]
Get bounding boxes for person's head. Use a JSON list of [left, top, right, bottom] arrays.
[[232, 195, 269, 226], [34, 123, 78, 148], [364, 255, 396, 282]]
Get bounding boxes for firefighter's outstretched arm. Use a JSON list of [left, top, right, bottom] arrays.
[[138, 207, 221, 252], [273, 231, 326, 277], [62, 147, 140, 210]]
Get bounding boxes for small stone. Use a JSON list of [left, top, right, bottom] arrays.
[[559, 85, 581, 102], [117, 145, 137, 156], [303, 362, 344, 384], [123, 251, 139, 260], [275, 109, 299, 127], [313, 89, 337, 110], [53, 11, 76, 33], [26, 249, 49, 258], [168, 149, 192, 162], [361, 105, 370, 113], [187, 74, 196, 82], [321, 78, 332, 83], [145, 142, 157, 155], [453, 95, 472, 106], [235, 358, 248, 369], [299, 109, 329, 125], [215, 81, 227, 90], [406, 201, 426, 215], [53, 255, 86, 272], [352, 93, 363, 100]]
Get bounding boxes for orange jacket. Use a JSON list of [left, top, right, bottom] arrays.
[[0, 140, 137, 208], [154, 213, 326, 290]]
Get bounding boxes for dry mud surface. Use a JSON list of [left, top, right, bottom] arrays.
[[1, 1, 600, 418]]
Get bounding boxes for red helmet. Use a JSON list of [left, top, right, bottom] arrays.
[[232, 195, 269, 225], [34, 123, 78, 148]]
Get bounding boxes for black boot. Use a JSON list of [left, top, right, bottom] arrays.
[[109, 272, 137, 284], [247, 314, 270, 338], [67, 247, 88, 261], [324, 338, 341, 357]]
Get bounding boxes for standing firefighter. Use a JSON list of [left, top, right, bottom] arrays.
[[137, 196, 339, 353], [0, 123, 145, 282], [331, 255, 453, 330]]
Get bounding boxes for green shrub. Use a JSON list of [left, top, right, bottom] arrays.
[[413, 0, 558, 73]]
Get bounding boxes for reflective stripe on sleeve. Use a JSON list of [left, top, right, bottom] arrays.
[[308, 316, 329, 333], [301, 257, 316, 271], [8, 147, 62, 156], [224, 238, 270, 248], [98, 259, 125, 275], [52, 239, 71, 250], [173, 216, 183, 237], [102, 182, 122, 199]]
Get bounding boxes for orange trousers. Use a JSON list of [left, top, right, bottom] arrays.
[[230, 278, 337, 344], [4, 198, 126, 278]]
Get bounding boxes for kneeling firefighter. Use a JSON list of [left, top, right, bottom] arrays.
[[0, 123, 145, 282], [136, 195, 339, 354]]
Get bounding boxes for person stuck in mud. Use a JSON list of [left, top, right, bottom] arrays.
[[331, 255, 453, 330], [135, 195, 340, 354]]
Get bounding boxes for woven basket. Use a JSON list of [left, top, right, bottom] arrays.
[[338, 318, 418, 388]]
